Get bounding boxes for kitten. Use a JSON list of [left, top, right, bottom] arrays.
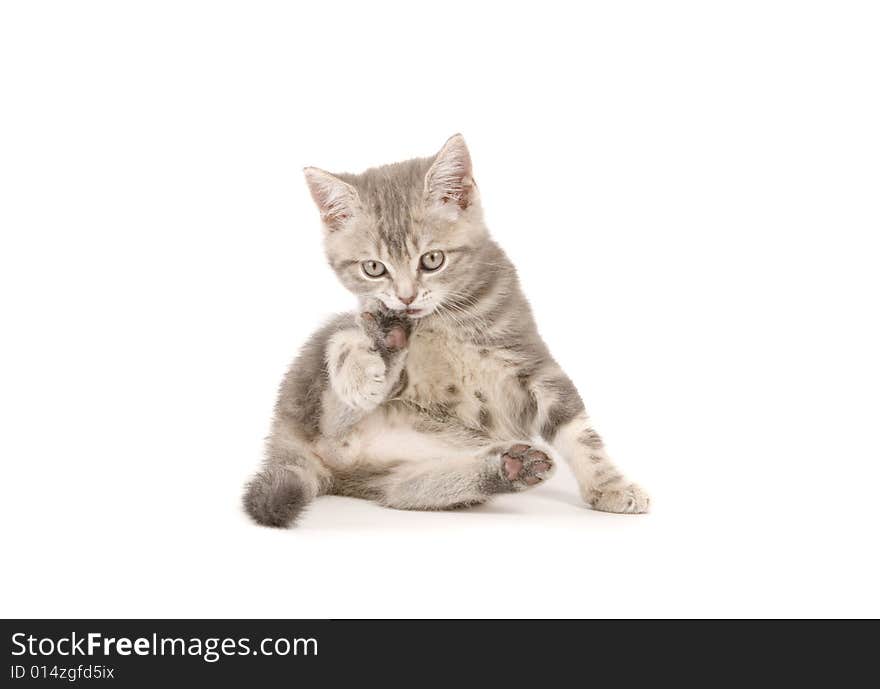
[[243, 134, 649, 527]]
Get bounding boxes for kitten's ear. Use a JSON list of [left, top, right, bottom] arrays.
[[303, 167, 360, 231], [424, 133, 475, 213]]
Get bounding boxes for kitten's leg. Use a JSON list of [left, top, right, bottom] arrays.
[[333, 443, 555, 510], [550, 416, 649, 513], [323, 313, 409, 424], [539, 376, 650, 514], [244, 309, 409, 528]]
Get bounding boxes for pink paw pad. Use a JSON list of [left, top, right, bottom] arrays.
[[384, 325, 407, 351], [503, 456, 524, 480], [500, 445, 553, 487]]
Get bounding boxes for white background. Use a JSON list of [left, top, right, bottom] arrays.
[[2, 1, 878, 618]]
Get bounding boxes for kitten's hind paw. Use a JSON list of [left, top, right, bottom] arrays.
[[332, 348, 388, 411], [482, 444, 554, 493], [360, 311, 411, 356]]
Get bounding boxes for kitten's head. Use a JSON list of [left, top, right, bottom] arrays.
[[303, 134, 487, 318]]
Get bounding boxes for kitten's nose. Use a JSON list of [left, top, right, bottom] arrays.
[[398, 293, 416, 306]]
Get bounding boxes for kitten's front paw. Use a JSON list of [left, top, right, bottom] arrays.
[[331, 349, 387, 411], [587, 482, 650, 514]]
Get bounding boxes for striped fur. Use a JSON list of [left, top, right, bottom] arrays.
[[243, 135, 649, 527]]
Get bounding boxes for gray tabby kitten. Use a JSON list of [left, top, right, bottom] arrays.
[[243, 134, 649, 527]]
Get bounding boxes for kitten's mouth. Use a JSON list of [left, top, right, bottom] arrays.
[[382, 301, 434, 318]]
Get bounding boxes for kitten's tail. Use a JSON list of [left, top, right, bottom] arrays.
[[243, 464, 314, 528]]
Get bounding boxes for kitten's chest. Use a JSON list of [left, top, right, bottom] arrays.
[[399, 327, 526, 434]]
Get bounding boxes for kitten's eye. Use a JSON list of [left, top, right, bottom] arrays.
[[420, 250, 445, 272], [361, 260, 387, 278]]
